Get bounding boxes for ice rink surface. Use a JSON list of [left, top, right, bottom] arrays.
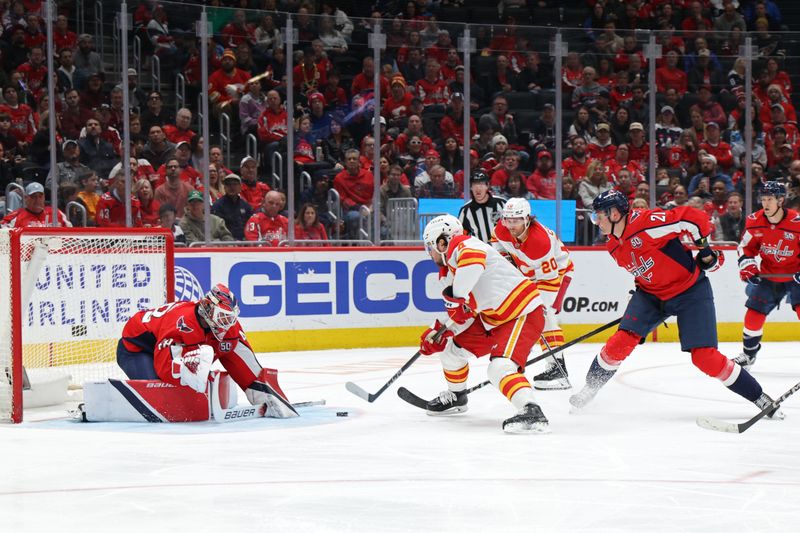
[[2, 342, 800, 533]]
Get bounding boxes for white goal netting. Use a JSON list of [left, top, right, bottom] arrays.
[[0, 228, 172, 423]]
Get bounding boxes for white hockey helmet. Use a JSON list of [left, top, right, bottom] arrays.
[[423, 214, 463, 256], [502, 198, 532, 220]]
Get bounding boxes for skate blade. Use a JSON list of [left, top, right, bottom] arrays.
[[503, 421, 551, 434], [533, 379, 572, 391], [426, 405, 468, 417]]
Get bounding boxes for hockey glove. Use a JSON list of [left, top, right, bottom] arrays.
[[552, 276, 572, 314], [176, 345, 214, 393], [442, 286, 473, 325], [696, 246, 724, 272], [738, 256, 761, 285], [419, 320, 454, 356]]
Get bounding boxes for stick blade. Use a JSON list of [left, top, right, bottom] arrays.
[[397, 387, 430, 410], [345, 381, 374, 402], [696, 416, 742, 434]]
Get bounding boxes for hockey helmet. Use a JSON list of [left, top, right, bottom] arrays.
[[591, 189, 629, 225], [502, 198, 532, 219], [423, 214, 463, 257], [470, 170, 490, 184], [197, 283, 240, 341], [761, 180, 787, 199]]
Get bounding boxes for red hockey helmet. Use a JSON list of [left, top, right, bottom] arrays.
[[197, 284, 240, 340]]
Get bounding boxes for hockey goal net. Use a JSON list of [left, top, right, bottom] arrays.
[[0, 228, 174, 423]]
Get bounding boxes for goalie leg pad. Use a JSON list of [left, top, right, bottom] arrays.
[[82, 379, 210, 422], [599, 329, 641, 368], [246, 368, 299, 418]]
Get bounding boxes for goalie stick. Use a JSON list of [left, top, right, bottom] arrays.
[[696, 380, 800, 434], [346, 319, 455, 402], [398, 316, 622, 409]]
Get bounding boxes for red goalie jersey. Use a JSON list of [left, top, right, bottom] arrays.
[[121, 301, 261, 390], [738, 208, 800, 282]]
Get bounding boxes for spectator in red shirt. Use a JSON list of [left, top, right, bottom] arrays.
[[588, 123, 617, 162], [154, 158, 194, 218], [295, 203, 329, 243], [0, 85, 37, 147], [562, 138, 594, 182], [383, 76, 413, 128], [681, 1, 712, 32], [238, 155, 270, 210], [162, 108, 196, 145], [526, 151, 557, 199], [96, 165, 143, 227], [257, 90, 288, 176], [351, 57, 389, 98], [627, 122, 650, 168], [690, 85, 727, 129], [655, 50, 688, 94], [416, 59, 449, 109], [334, 149, 374, 239], [244, 190, 289, 246], [208, 49, 250, 116], [439, 92, 476, 146], [699, 122, 734, 171], [2, 182, 71, 228], [220, 9, 255, 49], [53, 15, 77, 51], [134, 177, 160, 227]]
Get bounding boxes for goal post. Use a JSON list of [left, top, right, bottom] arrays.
[[0, 227, 174, 423]]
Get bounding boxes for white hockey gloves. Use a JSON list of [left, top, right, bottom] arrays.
[[176, 345, 214, 393]]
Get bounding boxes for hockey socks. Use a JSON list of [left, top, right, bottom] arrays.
[[724, 366, 763, 403], [740, 309, 766, 364]]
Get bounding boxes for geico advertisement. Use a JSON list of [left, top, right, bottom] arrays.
[[174, 249, 445, 330], [174, 248, 795, 331]]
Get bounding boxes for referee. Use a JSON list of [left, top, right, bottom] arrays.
[[458, 170, 506, 243]]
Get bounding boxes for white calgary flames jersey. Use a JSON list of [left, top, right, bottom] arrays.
[[443, 234, 543, 329], [490, 218, 574, 293]]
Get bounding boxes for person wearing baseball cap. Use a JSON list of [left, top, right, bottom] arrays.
[[211, 174, 253, 241], [1, 181, 72, 227], [588, 123, 616, 162], [238, 155, 271, 210], [180, 190, 234, 245], [688, 151, 734, 197], [699, 120, 734, 171], [526, 150, 557, 199], [208, 47, 250, 113], [440, 88, 477, 145], [45, 139, 90, 190]]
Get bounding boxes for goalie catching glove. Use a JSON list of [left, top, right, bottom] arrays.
[[172, 345, 214, 393], [419, 320, 454, 356], [442, 286, 473, 325]]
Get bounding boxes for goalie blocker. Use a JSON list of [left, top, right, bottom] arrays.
[[81, 368, 297, 422]]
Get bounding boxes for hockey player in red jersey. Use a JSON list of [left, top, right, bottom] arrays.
[[117, 284, 297, 417], [569, 190, 784, 420], [491, 198, 575, 389], [417, 215, 550, 433], [734, 181, 800, 369]]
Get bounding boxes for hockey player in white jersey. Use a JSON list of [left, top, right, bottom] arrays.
[[491, 198, 575, 389]]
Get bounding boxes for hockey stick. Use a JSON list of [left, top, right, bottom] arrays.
[[696, 380, 800, 434], [212, 399, 326, 423], [538, 334, 572, 389], [398, 317, 622, 409], [345, 319, 455, 402]]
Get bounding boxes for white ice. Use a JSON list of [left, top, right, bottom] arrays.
[[2, 342, 800, 533]]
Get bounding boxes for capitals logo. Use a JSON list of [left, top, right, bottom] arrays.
[[760, 239, 794, 262], [176, 316, 193, 333], [626, 252, 655, 282]]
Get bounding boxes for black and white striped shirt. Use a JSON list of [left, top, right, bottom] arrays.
[[458, 195, 506, 243]]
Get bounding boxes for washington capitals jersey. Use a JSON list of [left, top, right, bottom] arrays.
[[121, 301, 261, 390], [738, 208, 800, 282], [490, 219, 574, 293], [606, 206, 712, 300]]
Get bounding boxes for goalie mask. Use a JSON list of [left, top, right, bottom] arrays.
[[197, 284, 240, 341]]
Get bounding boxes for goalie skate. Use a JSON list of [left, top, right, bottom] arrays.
[[502, 403, 550, 434], [426, 390, 468, 416], [533, 360, 571, 390]]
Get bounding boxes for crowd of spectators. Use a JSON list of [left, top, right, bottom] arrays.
[[0, 0, 798, 246]]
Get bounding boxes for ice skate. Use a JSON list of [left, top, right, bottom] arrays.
[[426, 390, 468, 416], [502, 403, 550, 434], [569, 384, 601, 412], [733, 352, 756, 370], [533, 359, 571, 390], [755, 393, 785, 420]]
